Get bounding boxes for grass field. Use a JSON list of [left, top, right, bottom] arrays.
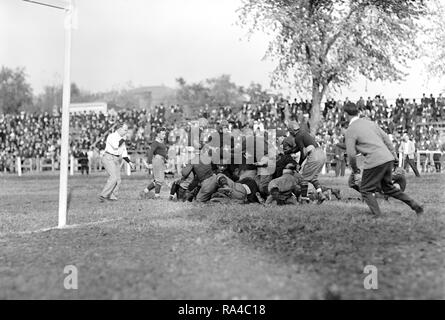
[[0, 171, 444, 299]]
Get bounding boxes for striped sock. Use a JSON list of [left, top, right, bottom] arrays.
[[301, 183, 308, 198]]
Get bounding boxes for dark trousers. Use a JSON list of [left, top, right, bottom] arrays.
[[360, 161, 421, 216], [404, 156, 420, 177], [435, 162, 441, 172], [170, 181, 187, 201], [80, 164, 89, 175], [170, 181, 180, 197]]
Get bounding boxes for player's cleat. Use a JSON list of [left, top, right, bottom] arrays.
[[300, 196, 311, 204], [325, 189, 332, 201], [317, 192, 326, 204], [307, 193, 316, 202], [98, 195, 107, 202], [414, 205, 424, 215], [256, 192, 265, 204], [109, 196, 118, 201], [331, 188, 341, 200]]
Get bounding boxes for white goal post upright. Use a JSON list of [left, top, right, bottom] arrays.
[[58, 0, 75, 228]]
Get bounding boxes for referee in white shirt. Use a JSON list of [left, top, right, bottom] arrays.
[[399, 133, 420, 177], [99, 123, 135, 202]]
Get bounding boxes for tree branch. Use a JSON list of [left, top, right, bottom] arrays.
[[324, 5, 361, 57]]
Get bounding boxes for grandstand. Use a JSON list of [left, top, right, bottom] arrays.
[[1, 93, 444, 176]]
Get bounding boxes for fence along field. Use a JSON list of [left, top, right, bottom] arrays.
[[8, 148, 444, 177]]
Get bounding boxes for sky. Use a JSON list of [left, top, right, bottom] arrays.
[[1, 0, 443, 101]]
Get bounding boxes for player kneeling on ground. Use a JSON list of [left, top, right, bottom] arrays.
[[210, 174, 263, 204], [265, 163, 301, 205], [169, 171, 195, 201]]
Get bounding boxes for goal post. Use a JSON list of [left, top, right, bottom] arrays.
[[58, 0, 76, 228]]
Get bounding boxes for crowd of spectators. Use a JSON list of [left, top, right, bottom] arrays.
[[0, 111, 61, 172], [1, 93, 444, 174], [195, 93, 445, 153], [318, 94, 445, 154]]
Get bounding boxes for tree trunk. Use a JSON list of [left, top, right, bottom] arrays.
[[309, 80, 322, 136]]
